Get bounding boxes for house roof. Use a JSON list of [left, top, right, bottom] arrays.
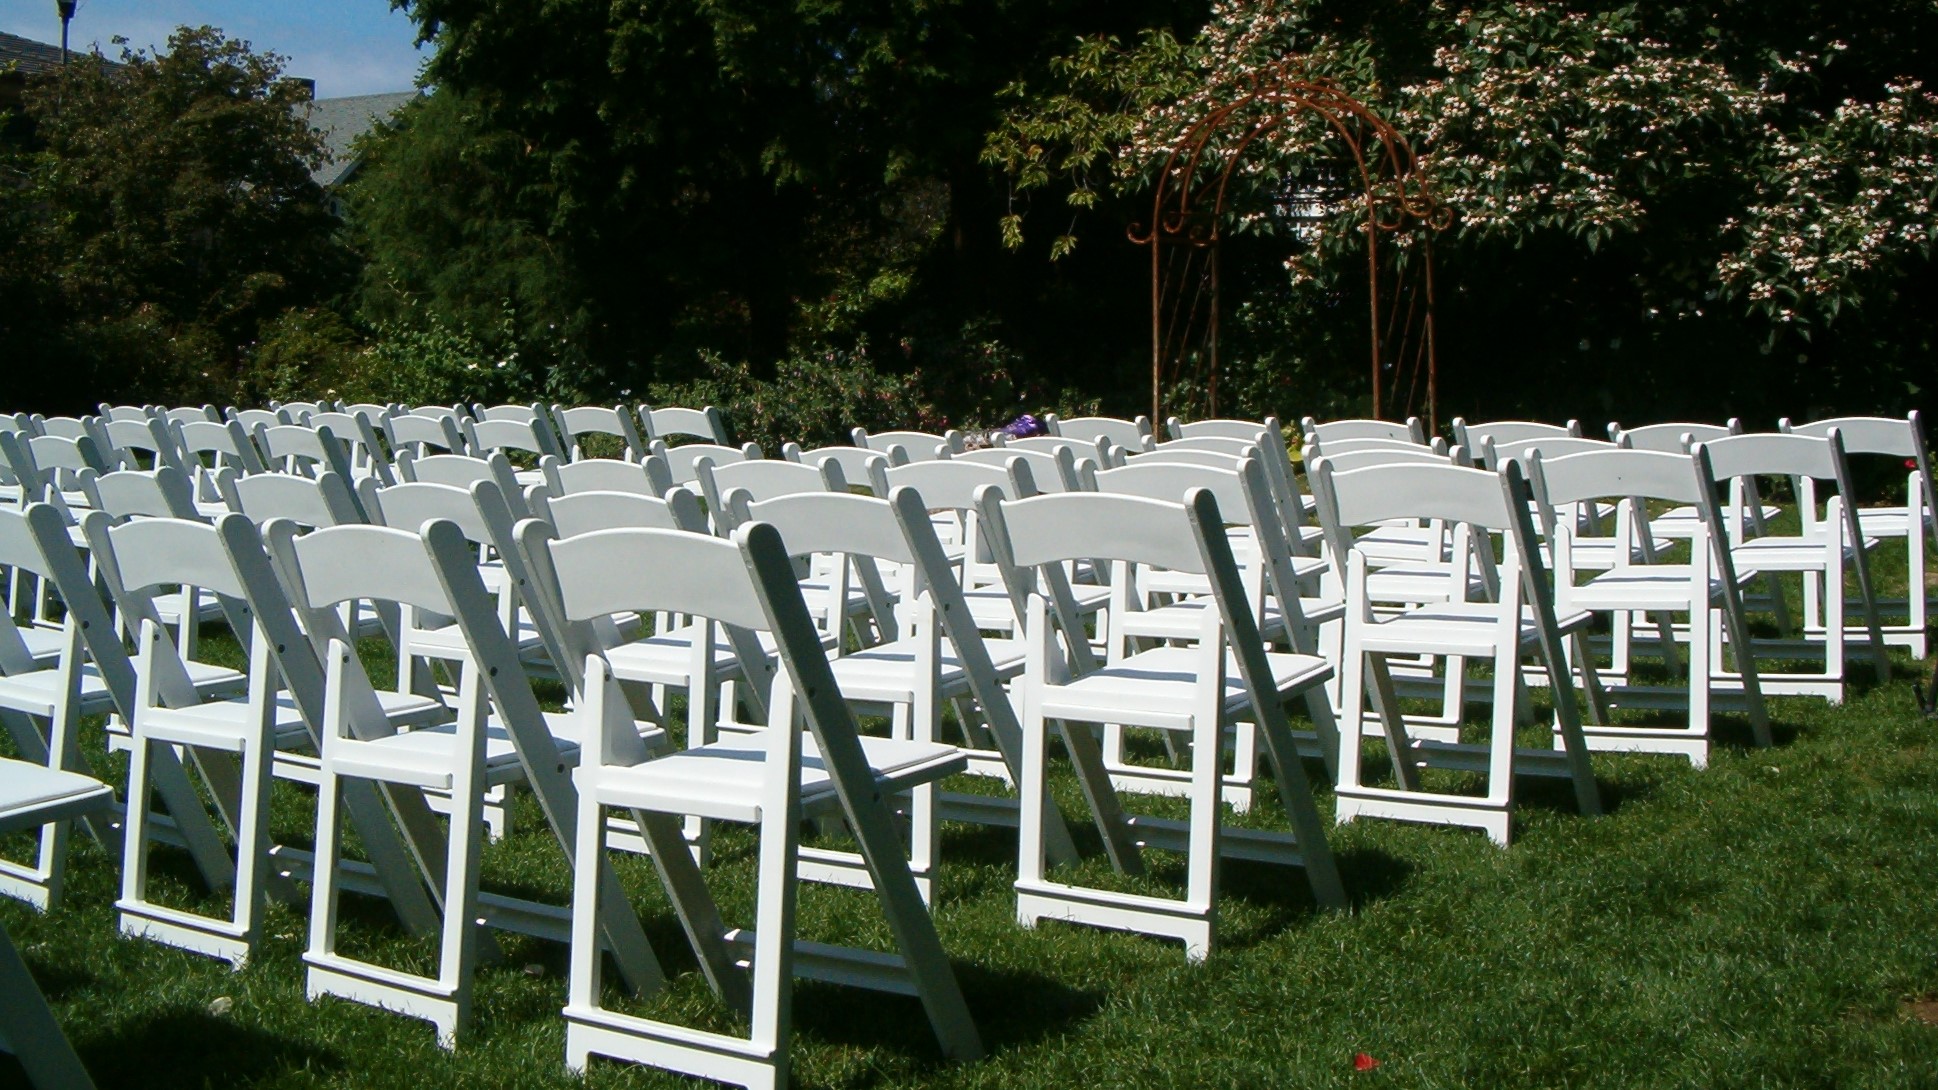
[[0, 30, 69, 79], [305, 90, 420, 188]]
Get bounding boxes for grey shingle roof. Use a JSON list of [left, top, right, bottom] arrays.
[[304, 90, 420, 189], [0, 30, 69, 79]]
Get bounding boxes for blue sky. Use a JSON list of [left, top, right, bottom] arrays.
[[0, 0, 427, 97]]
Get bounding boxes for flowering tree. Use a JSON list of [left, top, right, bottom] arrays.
[[986, 0, 1938, 420]]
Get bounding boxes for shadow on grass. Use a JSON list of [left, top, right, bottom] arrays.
[[790, 957, 1104, 1062], [75, 1009, 344, 1089]]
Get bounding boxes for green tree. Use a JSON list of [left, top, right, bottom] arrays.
[[986, 0, 1938, 424], [380, 0, 1207, 401], [0, 26, 351, 413]]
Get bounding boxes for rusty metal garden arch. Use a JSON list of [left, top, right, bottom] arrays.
[[1130, 63, 1451, 427]]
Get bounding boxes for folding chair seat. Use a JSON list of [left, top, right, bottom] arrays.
[[0, 504, 240, 910], [531, 519, 981, 1088], [1528, 447, 1772, 767], [551, 404, 649, 461], [1698, 430, 1892, 700], [264, 517, 658, 1046], [638, 403, 732, 445], [1315, 458, 1604, 845], [0, 756, 115, 1090], [1045, 412, 1155, 454], [1780, 412, 1934, 658], [977, 487, 1346, 958]]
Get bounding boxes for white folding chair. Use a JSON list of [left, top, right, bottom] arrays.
[[385, 411, 467, 459], [1530, 447, 1772, 766], [1699, 430, 1892, 698], [0, 503, 239, 910], [1316, 458, 1603, 844], [1781, 412, 1934, 658], [174, 418, 267, 516], [0, 757, 114, 1090], [264, 517, 658, 1046], [308, 410, 398, 487], [978, 486, 1346, 958], [539, 520, 982, 1088], [781, 442, 895, 487], [653, 439, 763, 490]]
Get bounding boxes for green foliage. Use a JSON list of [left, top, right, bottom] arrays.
[[0, 26, 352, 412], [986, 0, 1938, 422]]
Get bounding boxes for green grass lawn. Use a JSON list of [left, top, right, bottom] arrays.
[[4, 544, 1938, 1088]]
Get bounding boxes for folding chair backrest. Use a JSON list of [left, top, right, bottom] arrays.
[[1316, 460, 1518, 534], [253, 423, 354, 482], [1610, 420, 1741, 452], [360, 480, 493, 544], [1700, 431, 1844, 485], [1480, 435, 1614, 470], [854, 428, 958, 460], [99, 416, 183, 472], [731, 490, 915, 569], [652, 440, 761, 485], [1781, 412, 1932, 476], [980, 490, 1206, 575], [873, 458, 1032, 510], [227, 407, 289, 432], [1305, 444, 1463, 474], [218, 468, 362, 529], [1048, 414, 1153, 454], [1453, 418, 1580, 451], [176, 419, 267, 475], [542, 526, 771, 634], [700, 457, 844, 531], [1003, 435, 1112, 467], [395, 450, 522, 509], [1164, 416, 1284, 444], [386, 412, 467, 456], [536, 488, 708, 538], [783, 443, 894, 488], [269, 521, 455, 619], [100, 404, 153, 423], [1530, 447, 1705, 509], [85, 466, 200, 521], [951, 446, 1083, 493], [35, 417, 95, 441], [540, 454, 675, 499], [1304, 435, 1443, 457], [474, 403, 538, 424], [553, 405, 648, 461], [1301, 416, 1427, 446], [26, 433, 109, 477], [402, 404, 469, 423], [464, 413, 563, 462], [640, 405, 731, 445], [162, 406, 220, 426]]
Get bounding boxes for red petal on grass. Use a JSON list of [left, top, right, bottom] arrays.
[[1353, 1052, 1381, 1072]]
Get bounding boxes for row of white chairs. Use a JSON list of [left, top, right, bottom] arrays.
[[2, 403, 1931, 1090]]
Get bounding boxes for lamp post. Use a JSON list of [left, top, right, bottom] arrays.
[[57, 0, 76, 64]]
